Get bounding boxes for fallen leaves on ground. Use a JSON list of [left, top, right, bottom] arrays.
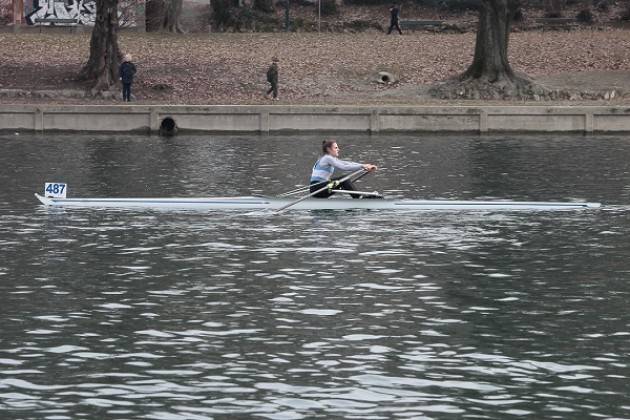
[[0, 28, 629, 105]]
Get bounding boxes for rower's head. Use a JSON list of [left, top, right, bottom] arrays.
[[322, 139, 340, 157]]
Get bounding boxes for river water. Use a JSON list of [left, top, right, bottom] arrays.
[[1, 133, 630, 419]]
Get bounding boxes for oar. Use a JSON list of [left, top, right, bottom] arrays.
[[350, 169, 372, 185], [274, 168, 366, 213], [278, 185, 311, 197]]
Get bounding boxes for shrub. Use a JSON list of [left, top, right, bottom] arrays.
[[254, 0, 274, 13], [343, 0, 477, 7], [544, 10, 562, 17], [594, 0, 609, 12], [544, 0, 563, 17], [345, 19, 384, 31], [319, 0, 338, 16], [343, 0, 394, 5], [439, 0, 481, 12], [293, 17, 305, 29], [212, 1, 280, 31], [576, 8, 593, 23], [212, 0, 237, 29]]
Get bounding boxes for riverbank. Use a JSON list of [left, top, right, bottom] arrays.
[[1, 30, 629, 106], [2, 104, 630, 134]]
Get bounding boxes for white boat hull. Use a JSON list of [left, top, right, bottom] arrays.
[[34, 194, 601, 211]]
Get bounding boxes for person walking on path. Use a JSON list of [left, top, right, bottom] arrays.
[[266, 57, 279, 101], [387, 3, 403, 35], [310, 139, 377, 198], [119, 53, 137, 102]]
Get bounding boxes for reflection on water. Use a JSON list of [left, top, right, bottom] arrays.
[[1, 133, 630, 419]]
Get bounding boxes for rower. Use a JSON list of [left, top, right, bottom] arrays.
[[310, 139, 377, 198]]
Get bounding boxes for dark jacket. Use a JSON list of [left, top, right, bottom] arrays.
[[266, 63, 278, 84], [119, 61, 137, 84], [389, 5, 400, 22]]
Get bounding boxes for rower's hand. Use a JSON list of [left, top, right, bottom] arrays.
[[363, 164, 377, 172]]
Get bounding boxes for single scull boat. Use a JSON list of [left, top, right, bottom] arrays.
[[34, 193, 600, 211]]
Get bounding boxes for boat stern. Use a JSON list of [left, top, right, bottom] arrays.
[[34, 193, 53, 206]]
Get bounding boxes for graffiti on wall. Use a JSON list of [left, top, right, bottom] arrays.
[[25, 0, 96, 24], [23, 0, 142, 26]]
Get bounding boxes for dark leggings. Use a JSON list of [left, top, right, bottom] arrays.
[[122, 83, 132, 101], [266, 82, 278, 99], [310, 178, 360, 199], [387, 20, 402, 34]]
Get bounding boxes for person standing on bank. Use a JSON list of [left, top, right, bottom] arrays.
[[119, 53, 137, 102], [387, 3, 403, 35], [266, 56, 279, 101], [310, 139, 377, 198]]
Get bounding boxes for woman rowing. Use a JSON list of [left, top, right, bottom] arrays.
[[310, 139, 377, 198]]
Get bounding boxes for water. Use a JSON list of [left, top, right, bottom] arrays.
[[1, 133, 630, 419]]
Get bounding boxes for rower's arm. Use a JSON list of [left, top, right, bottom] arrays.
[[327, 156, 363, 171]]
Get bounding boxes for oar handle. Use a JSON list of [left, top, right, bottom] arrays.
[[274, 168, 366, 213], [278, 185, 311, 197]]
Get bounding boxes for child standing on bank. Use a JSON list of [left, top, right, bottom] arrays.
[[265, 57, 279, 101], [119, 53, 137, 102]]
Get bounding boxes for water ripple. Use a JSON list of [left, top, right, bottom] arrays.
[[2, 133, 630, 418]]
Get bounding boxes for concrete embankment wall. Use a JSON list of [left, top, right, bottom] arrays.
[[1, 105, 630, 134]]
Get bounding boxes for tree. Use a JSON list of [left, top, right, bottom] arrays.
[[78, 0, 122, 93], [431, 0, 546, 99], [462, 0, 522, 85], [211, 0, 234, 30], [544, 0, 563, 17], [163, 0, 184, 32], [146, 0, 184, 33], [254, 0, 273, 13]]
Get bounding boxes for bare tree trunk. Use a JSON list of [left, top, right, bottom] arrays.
[[13, 0, 25, 24], [429, 0, 550, 99], [145, 0, 162, 31], [146, 0, 184, 33], [163, 0, 184, 32], [78, 0, 121, 93], [461, 0, 519, 83]]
